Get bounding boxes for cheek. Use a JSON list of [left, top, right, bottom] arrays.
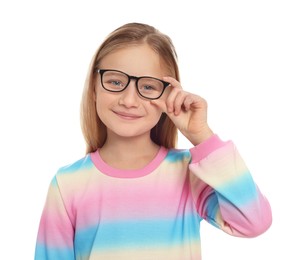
[[95, 100, 102, 117], [95, 92, 106, 118], [149, 103, 163, 122]]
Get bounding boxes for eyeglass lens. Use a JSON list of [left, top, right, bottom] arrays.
[[102, 70, 165, 99]]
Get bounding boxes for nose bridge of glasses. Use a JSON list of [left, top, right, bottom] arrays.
[[128, 75, 140, 86], [121, 75, 140, 99]]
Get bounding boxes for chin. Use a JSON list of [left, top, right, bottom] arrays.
[[109, 126, 153, 139]]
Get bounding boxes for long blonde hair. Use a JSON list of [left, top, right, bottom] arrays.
[[81, 23, 179, 154]]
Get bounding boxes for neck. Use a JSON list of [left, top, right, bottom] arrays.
[[99, 133, 160, 170]]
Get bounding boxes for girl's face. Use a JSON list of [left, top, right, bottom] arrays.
[[95, 44, 169, 141]]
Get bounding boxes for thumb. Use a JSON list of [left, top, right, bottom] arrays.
[[151, 99, 178, 124], [150, 99, 168, 113]]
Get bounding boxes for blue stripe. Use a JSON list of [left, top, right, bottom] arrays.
[[35, 244, 74, 260], [57, 155, 93, 175], [216, 172, 257, 206], [74, 214, 200, 253], [204, 193, 220, 228], [165, 149, 191, 163], [51, 176, 58, 186]]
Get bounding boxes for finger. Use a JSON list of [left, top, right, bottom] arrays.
[[183, 95, 194, 111], [173, 91, 186, 115], [163, 77, 184, 113], [190, 95, 208, 110], [183, 94, 201, 111], [163, 76, 182, 89], [165, 87, 181, 113], [150, 99, 177, 122]]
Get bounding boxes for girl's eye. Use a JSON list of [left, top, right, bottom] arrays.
[[104, 79, 126, 90], [111, 80, 123, 87], [143, 85, 154, 91]]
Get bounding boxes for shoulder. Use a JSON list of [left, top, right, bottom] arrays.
[[165, 148, 191, 163], [51, 154, 95, 193], [56, 154, 94, 176]]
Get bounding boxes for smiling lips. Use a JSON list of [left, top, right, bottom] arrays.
[[113, 111, 143, 120]]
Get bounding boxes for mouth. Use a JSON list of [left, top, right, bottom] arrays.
[[113, 111, 142, 120]]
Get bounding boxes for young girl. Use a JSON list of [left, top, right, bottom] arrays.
[[34, 22, 272, 259]]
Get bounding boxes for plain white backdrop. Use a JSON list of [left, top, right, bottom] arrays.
[[0, 0, 292, 259]]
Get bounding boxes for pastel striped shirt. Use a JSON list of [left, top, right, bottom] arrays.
[[34, 135, 272, 259]]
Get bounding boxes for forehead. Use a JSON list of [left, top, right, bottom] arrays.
[[99, 44, 168, 78]]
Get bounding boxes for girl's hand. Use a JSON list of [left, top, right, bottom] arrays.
[[151, 76, 214, 146]]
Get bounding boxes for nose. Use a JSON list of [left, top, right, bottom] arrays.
[[118, 80, 140, 107]]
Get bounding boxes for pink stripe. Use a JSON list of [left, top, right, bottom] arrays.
[[220, 189, 272, 237], [37, 209, 74, 247], [190, 134, 228, 163], [72, 176, 192, 227]]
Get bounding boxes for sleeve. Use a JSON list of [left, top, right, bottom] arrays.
[[189, 134, 272, 237], [34, 176, 75, 260]]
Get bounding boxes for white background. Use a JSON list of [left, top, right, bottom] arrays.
[[0, 0, 292, 259]]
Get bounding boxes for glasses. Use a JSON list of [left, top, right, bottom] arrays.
[[95, 69, 170, 100]]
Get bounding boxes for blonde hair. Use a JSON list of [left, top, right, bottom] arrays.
[[81, 23, 179, 154]]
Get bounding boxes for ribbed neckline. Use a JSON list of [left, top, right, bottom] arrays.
[[90, 146, 168, 178]]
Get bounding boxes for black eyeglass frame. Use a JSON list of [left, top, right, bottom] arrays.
[[95, 69, 170, 100]]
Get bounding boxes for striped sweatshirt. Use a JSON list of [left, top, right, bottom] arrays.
[[34, 135, 272, 259]]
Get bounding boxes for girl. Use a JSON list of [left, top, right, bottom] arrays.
[[34, 22, 272, 260]]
